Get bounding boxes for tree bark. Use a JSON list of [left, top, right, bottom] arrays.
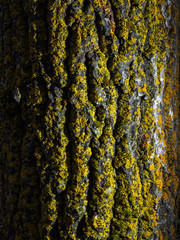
[[0, 0, 179, 239]]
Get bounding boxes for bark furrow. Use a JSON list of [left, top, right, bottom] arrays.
[[0, 0, 179, 239]]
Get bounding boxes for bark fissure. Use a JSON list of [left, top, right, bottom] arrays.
[[0, 0, 179, 239]]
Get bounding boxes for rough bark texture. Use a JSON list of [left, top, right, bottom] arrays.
[[0, 0, 179, 240]]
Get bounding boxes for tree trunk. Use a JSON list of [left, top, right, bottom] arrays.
[[0, 0, 179, 239]]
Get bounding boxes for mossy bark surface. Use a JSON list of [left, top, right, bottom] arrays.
[[0, 0, 179, 239]]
